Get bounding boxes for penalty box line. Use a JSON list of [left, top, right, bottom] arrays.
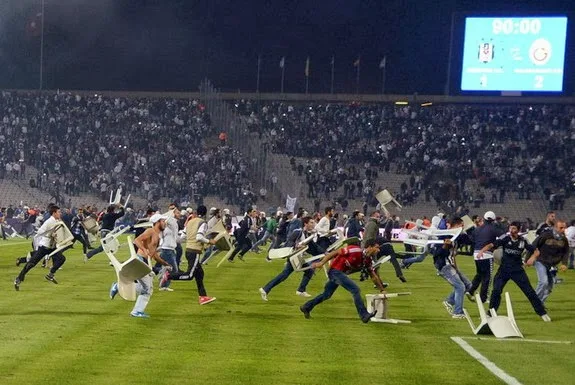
[[450, 337, 523, 385]]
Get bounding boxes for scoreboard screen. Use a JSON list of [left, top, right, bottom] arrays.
[[460, 16, 568, 92]]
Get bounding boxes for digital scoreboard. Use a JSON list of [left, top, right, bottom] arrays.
[[460, 17, 568, 92]]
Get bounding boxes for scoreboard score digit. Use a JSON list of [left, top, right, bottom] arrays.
[[460, 16, 568, 92]]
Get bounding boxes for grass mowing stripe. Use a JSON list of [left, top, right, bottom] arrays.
[[451, 337, 523, 385]]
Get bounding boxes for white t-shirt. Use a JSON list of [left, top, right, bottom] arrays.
[[565, 226, 575, 248], [315, 216, 331, 237]]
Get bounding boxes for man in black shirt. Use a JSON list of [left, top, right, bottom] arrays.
[[526, 220, 569, 304], [467, 211, 505, 303], [259, 216, 324, 300], [535, 211, 555, 236], [477, 222, 549, 321], [85, 204, 125, 261], [70, 208, 90, 256]]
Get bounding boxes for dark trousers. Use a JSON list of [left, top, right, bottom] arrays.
[[469, 258, 493, 303], [489, 266, 546, 316], [72, 232, 90, 254], [377, 241, 404, 278], [17, 246, 66, 281], [317, 236, 332, 252], [169, 250, 207, 296], [228, 238, 252, 261]]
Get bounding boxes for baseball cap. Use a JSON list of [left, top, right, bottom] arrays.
[[150, 213, 167, 224], [484, 211, 496, 221]]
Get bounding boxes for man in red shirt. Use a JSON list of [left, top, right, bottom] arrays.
[[299, 239, 386, 323]]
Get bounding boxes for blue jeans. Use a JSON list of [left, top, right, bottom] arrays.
[[402, 252, 426, 265], [159, 249, 178, 288], [534, 261, 554, 303], [252, 230, 273, 250], [438, 264, 471, 315], [301, 269, 369, 320], [201, 245, 218, 264], [263, 261, 314, 294]]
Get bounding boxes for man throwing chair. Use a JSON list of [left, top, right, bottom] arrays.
[[299, 239, 385, 323]]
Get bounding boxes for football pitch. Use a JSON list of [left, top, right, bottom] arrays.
[[0, 238, 573, 385]]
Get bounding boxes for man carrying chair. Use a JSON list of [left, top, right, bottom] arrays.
[[14, 205, 71, 290]]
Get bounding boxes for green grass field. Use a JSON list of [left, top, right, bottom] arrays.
[[0, 238, 573, 385]]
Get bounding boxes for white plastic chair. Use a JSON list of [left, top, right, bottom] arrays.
[[102, 228, 151, 301]]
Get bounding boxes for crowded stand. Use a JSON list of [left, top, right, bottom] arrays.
[[0, 91, 255, 210], [235, 101, 575, 210]]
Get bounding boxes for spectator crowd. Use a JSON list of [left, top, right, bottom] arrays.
[[0, 91, 256, 210], [236, 101, 575, 211]]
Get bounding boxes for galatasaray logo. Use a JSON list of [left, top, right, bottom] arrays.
[[529, 38, 552, 65]]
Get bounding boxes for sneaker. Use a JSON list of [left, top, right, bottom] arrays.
[[159, 287, 174, 292], [452, 313, 466, 319], [373, 282, 389, 289], [199, 296, 216, 305], [83, 254, 88, 263], [443, 301, 454, 314], [300, 305, 311, 319], [109, 282, 118, 299], [238, 255, 245, 262], [398, 275, 407, 283], [265, 257, 272, 263], [362, 310, 378, 323], [465, 292, 476, 302], [259, 288, 268, 301], [227, 258, 234, 263], [14, 278, 21, 291], [130, 312, 150, 318], [16, 258, 21, 267], [541, 314, 552, 322], [159, 270, 170, 288], [45, 274, 58, 284], [296, 291, 312, 297]]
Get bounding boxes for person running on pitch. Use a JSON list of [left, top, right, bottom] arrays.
[[110, 213, 172, 318], [159, 205, 216, 305], [477, 221, 550, 321], [85, 204, 125, 261], [259, 216, 324, 301], [299, 239, 385, 323], [14, 205, 68, 290]]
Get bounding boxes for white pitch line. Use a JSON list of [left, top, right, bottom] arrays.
[[451, 337, 523, 385], [459, 336, 573, 345]]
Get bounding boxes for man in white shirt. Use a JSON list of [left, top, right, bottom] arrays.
[[14, 205, 67, 290], [315, 206, 334, 251], [157, 204, 182, 291], [565, 220, 575, 269]]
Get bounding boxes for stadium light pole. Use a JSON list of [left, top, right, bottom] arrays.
[[39, 0, 45, 91]]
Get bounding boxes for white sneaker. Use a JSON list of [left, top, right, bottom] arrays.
[[452, 313, 466, 319], [159, 287, 174, 292], [259, 288, 268, 301], [443, 301, 454, 314], [296, 291, 312, 297], [541, 314, 551, 322]]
